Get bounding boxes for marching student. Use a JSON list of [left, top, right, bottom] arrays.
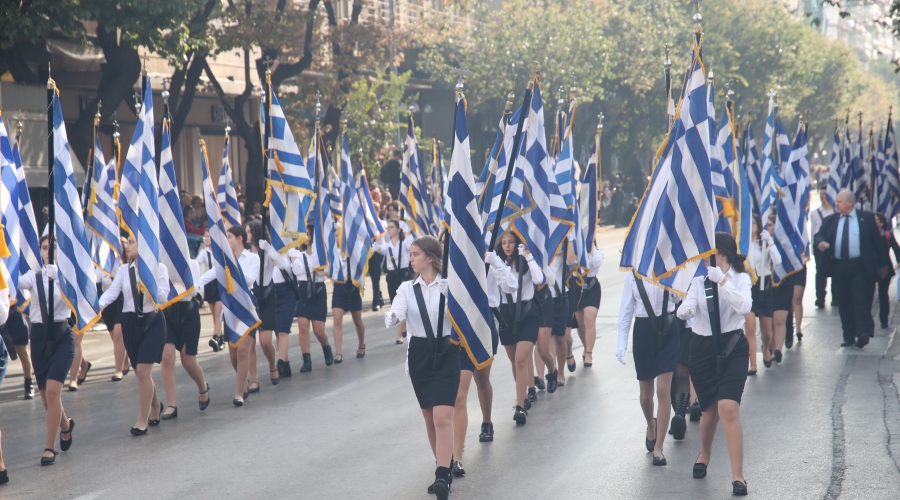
[[160, 258, 210, 419], [677, 232, 752, 496], [101, 238, 130, 381], [98, 234, 169, 435], [572, 245, 605, 368], [3, 305, 35, 398], [617, 270, 680, 466], [256, 236, 303, 377], [197, 230, 224, 352], [873, 213, 900, 330], [245, 221, 280, 385], [1, 284, 10, 482], [770, 209, 796, 362], [746, 214, 779, 371], [290, 224, 334, 371], [488, 230, 542, 424], [373, 216, 413, 344], [197, 225, 260, 406], [384, 236, 459, 499], [18, 236, 76, 462], [532, 232, 578, 389]]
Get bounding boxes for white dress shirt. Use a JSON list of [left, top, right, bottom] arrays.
[[373, 234, 413, 270], [586, 249, 605, 278], [677, 268, 752, 336], [492, 256, 543, 304], [99, 262, 171, 313], [197, 247, 214, 275], [810, 205, 834, 239], [18, 270, 72, 323], [617, 272, 677, 352], [486, 261, 518, 307], [291, 249, 327, 283], [0, 287, 11, 325], [385, 276, 452, 339], [195, 249, 259, 292], [177, 260, 201, 302], [260, 244, 294, 284], [746, 240, 781, 279]]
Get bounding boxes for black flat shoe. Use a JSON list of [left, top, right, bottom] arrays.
[[111, 374, 123, 382], [67, 383, 78, 392], [747, 369, 757, 376], [567, 355, 576, 372], [270, 369, 280, 385], [479, 422, 494, 442], [645, 419, 657, 452], [840, 341, 854, 347], [513, 405, 527, 425], [527, 387, 537, 402], [693, 461, 708, 478], [122, 368, 130, 377], [534, 376, 545, 391], [395, 339, 404, 345], [797, 331, 803, 342], [785, 332, 794, 349], [652, 454, 667, 466], [248, 383, 260, 394], [356, 345, 366, 358], [546, 371, 558, 393], [232, 398, 244, 407], [0, 468, 8, 484], [199, 384, 210, 411], [451, 460, 465, 477], [161, 406, 178, 420], [130, 427, 148, 436], [77, 361, 92, 385], [432, 478, 450, 500], [323, 345, 334, 366], [334, 354, 343, 364], [281, 360, 293, 378], [209, 337, 220, 352], [689, 402, 702, 421], [583, 351, 593, 367], [148, 402, 163, 426], [856, 335, 870, 348], [773, 350, 782, 363], [763, 357, 773, 368], [732, 480, 748, 495], [60, 418, 74, 451], [40, 449, 58, 465]]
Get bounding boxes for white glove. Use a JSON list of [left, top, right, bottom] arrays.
[[258, 239, 269, 251], [707, 266, 725, 284], [44, 264, 58, 281], [760, 231, 774, 246], [385, 311, 400, 328], [616, 349, 626, 365], [438, 278, 449, 297], [567, 230, 575, 242], [519, 244, 533, 260], [485, 251, 503, 267], [399, 221, 410, 233], [287, 249, 301, 260]]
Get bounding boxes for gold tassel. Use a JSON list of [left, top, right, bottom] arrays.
[[0, 222, 10, 258], [263, 182, 272, 208], [224, 266, 235, 294]]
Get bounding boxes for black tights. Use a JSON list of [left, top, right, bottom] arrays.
[[671, 362, 690, 409]]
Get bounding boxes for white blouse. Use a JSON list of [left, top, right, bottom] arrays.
[[385, 277, 452, 340], [176, 260, 201, 302], [291, 249, 327, 283], [18, 269, 73, 323], [746, 240, 781, 279], [99, 262, 171, 313], [617, 272, 677, 353], [0, 287, 9, 326], [487, 255, 543, 304], [196, 249, 259, 292], [373, 234, 413, 271], [677, 268, 752, 337], [586, 249, 605, 278]]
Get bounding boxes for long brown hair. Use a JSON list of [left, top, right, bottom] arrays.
[[715, 232, 747, 274], [412, 236, 442, 276], [496, 229, 522, 267]]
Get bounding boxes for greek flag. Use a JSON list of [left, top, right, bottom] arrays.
[[12, 134, 42, 310], [883, 117, 900, 219], [267, 89, 314, 253], [51, 91, 102, 333], [0, 116, 20, 297], [734, 136, 753, 256], [720, 105, 750, 255], [399, 117, 431, 236], [826, 127, 841, 210], [217, 134, 241, 228], [577, 136, 600, 272], [707, 83, 732, 234], [328, 159, 343, 221], [158, 120, 195, 308], [339, 133, 373, 291], [842, 126, 855, 191], [429, 149, 443, 236], [200, 141, 260, 345], [759, 102, 788, 223], [744, 124, 762, 216], [552, 101, 577, 272], [446, 96, 494, 369], [785, 122, 810, 258], [308, 132, 337, 275], [854, 128, 870, 207], [620, 42, 716, 294], [86, 135, 120, 260], [480, 108, 520, 235], [875, 130, 887, 214], [358, 166, 385, 241]]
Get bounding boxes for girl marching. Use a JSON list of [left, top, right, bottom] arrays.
[[290, 224, 334, 371]]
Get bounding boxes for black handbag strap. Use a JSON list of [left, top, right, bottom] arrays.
[[388, 245, 399, 271], [634, 275, 670, 334], [35, 270, 51, 327], [412, 283, 437, 342], [302, 253, 314, 299], [206, 250, 212, 269], [704, 277, 725, 357], [129, 265, 144, 316]]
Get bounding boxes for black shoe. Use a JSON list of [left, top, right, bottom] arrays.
[[773, 350, 782, 363], [785, 332, 794, 349], [669, 414, 687, 441], [130, 427, 148, 436], [209, 337, 220, 352], [566, 355, 576, 372], [432, 478, 450, 500], [733, 480, 748, 495], [40, 449, 58, 465], [652, 454, 667, 466], [323, 345, 334, 366], [24, 378, 34, 400], [524, 397, 531, 411], [217, 336, 226, 349], [583, 351, 593, 368], [0, 468, 8, 484], [356, 345, 366, 358], [882, 322, 889, 329], [77, 361, 92, 385], [856, 335, 870, 348], [546, 371, 558, 393], [797, 331, 803, 342], [693, 461, 708, 479], [248, 382, 260, 394], [689, 402, 702, 422], [299, 353, 312, 373], [527, 387, 537, 402], [763, 357, 773, 368], [451, 460, 465, 477], [161, 406, 178, 420], [60, 418, 74, 451], [513, 405, 527, 425], [840, 341, 854, 347], [372, 304, 380, 312], [111, 374, 123, 382], [270, 368, 280, 385], [534, 376, 545, 391], [199, 384, 210, 411], [815, 301, 825, 309], [281, 361, 292, 378], [645, 419, 657, 452], [232, 398, 244, 407], [148, 402, 163, 426], [479, 422, 494, 442], [747, 369, 757, 376]]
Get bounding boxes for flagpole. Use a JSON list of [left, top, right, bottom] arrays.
[[664, 43, 672, 133], [259, 69, 274, 293], [486, 64, 537, 253], [595, 114, 603, 242], [82, 102, 101, 215], [47, 71, 55, 325]]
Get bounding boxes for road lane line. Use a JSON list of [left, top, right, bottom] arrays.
[[312, 366, 398, 401]]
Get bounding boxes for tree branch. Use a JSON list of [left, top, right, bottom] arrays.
[[171, 52, 207, 145], [267, 0, 322, 89]]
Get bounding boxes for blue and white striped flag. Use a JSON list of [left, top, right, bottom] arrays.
[[744, 124, 762, 216], [308, 132, 338, 275], [217, 134, 242, 228], [883, 117, 900, 219], [86, 134, 120, 258], [480, 108, 520, 236], [620, 41, 716, 294], [854, 128, 869, 206], [0, 116, 21, 299], [267, 89, 314, 253], [399, 117, 431, 236], [51, 91, 101, 333], [826, 127, 841, 210], [358, 166, 385, 241], [707, 83, 732, 234], [200, 141, 260, 345], [577, 136, 600, 273], [339, 133, 373, 291], [771, 125, 808, 286], [445, 95, 494, 369], [12, 133, 42, 310], [841, 126, 854, 190], [158, 119, 195, 308], [785, 122, 810, 259], [874, 132, 886, 213]]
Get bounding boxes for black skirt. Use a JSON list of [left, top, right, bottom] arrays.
[[255, 286, 277, 331], [537, 287, 554, 327], [296, 281, 327, 322], [385, 268, 411, 303], [578, 277, 602, 310], [567, 277, 583, 327], [332, 281, 362, 312], [751, 278, 774, 318], [101, 294, 123, 331], [5, 308, 30, 345], [631, 316, 680, 381], [496, 299, 540, 346], [164, 300, 201, 356], [551, 294, 570, 337], [689, 332, 749, 411], [121, 312, 167, 369], [274, 282, 298, 333], [408, 336, 460, 409], [677, 326, 693, 366], [29, 323, 75, 390], [204, 281, 221, 304]]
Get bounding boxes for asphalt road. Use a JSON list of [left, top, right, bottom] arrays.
[[1, 226, 900, 499]]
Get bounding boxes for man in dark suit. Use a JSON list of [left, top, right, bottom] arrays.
[[814, 190, 889, 348]]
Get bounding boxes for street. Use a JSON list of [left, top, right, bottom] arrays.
[[1, 227, 900, 499]]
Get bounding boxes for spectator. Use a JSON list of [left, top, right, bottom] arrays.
[[183, 206, 205, 235], [380, 149, 403, 199]]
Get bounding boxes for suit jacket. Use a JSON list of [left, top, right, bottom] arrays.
[[878, 230, 900, 280], [813, 210, 888, 282]]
